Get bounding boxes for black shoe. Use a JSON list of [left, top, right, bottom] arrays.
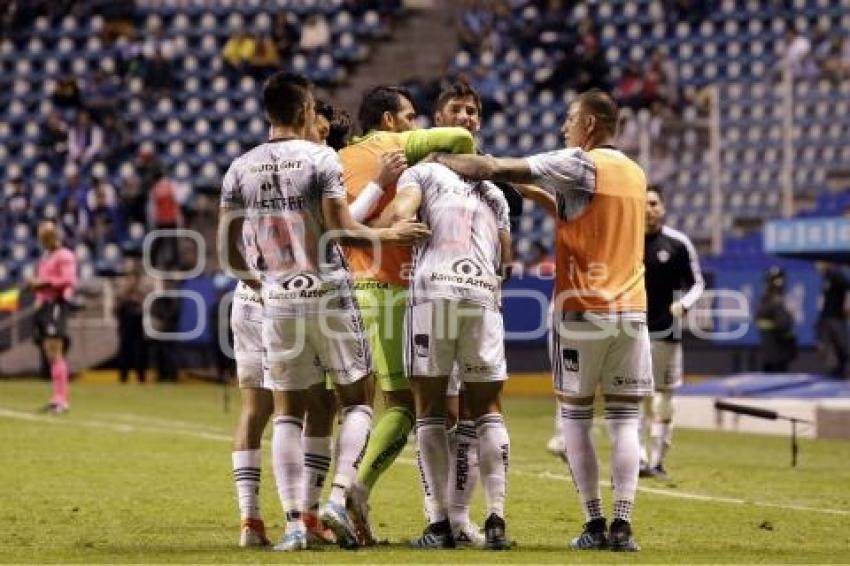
[[483, 513, 511, 550], [569, 517, 608, 550], [608, 518, 640, 552], [409, 520, 455, 549], [650, 464, 668, 479], [638, 465, 654, 478]]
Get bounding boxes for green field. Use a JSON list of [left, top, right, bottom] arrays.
[[1, 380, 848, 563]]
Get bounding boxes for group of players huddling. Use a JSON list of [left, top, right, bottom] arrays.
[[218, 70, 702, 553]]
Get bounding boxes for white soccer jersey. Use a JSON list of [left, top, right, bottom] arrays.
[[220, 139, 354, 318], [397, 162, 510, 311]]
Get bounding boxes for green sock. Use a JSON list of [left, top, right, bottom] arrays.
[[356, 406, 414, 491]]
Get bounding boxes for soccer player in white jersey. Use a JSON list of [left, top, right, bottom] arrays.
[[374, 160, 513, 550], [219, 72, 429, 552]]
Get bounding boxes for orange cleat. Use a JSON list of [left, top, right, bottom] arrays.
[[239, 517, 271, 547], [304, 511, 336, 545]]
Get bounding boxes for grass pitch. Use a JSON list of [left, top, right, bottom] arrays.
[[1, 379, 848, 563]]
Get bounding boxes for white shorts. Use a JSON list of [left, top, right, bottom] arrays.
[[262, 308, 371, 391], [650, 340, 683, 390], [550, 313, 653, 397], [231, 288, 265, 389], [404, 299, 507, 383]]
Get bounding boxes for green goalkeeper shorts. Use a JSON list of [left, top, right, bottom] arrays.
[[354, 281, 408, 392]]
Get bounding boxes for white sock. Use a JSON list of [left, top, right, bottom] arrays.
[[303, 436, 332, 513], [476, 413, 509, 519], [553, 403, 561, 436], [272, 415, 305, 532], [560, 404, 602, 522], [639, 398, 651, 466], [232, 449, 262, 520], [448, 420, 479, 530], [650, 421, 673, 469], [605, 401, 640, 523], [329, 405, 373, 507], [416, 417, 450, 524]]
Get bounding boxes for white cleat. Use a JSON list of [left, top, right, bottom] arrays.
[[273, 529, 308, 552], [546, 434, 566, 461], [453, 521, 486, 548]]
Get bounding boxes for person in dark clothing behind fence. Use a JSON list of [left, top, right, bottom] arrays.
[[756, 267, 798, 372], [815, 262, 849, 379], [115, 257, 154, 383]]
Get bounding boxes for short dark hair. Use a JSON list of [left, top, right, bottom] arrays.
[[434, 78, 482, 116], [647, 184, 664, 200], [262, 72, 312, 126], [315, 98, 334, 123], [577, 89, 619, 137], [357, 85, 414, 134], [327, 107, 353, 151]]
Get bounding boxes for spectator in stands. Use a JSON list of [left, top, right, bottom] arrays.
[[115, 256, 153, 384], [816, 36, 850, 81], [100, 112, 135, 169], [756, 267, 797, 373], [52, 75, 83, 110], [300, 13, 331, 51], [458, 0, 493, 52], [84, 70, 120, 119], [222, 30, 255, 77], [615, 61, 647, 110], [86, 182, 122, 249], [38, 111, 69, 167], [147, 174, 183, 269], [142, 49, 175, 100], [815, 263, 849, 379], [67, 109, 105, 170], [135, 142, 165, 193], [58, 185, 90, 245], [247, 33, 281, 81], [781, 24, 811, 76], [646, 48, 679, 107], [58, 164, 87, 210], [5, 175, 29, 221], [118, 173, 147, 227], [272, 12, 300, 59]]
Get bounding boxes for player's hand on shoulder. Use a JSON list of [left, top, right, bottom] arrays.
[[669, 301, 685, 319], [386, 217, 430, 245], [377, 149, 407, 189]]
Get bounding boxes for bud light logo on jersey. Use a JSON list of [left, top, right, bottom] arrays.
[[562, 348, 579, 372]]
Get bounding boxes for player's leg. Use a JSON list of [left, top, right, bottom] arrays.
[[302, 380, 337, 545], [263, 315, 318, 552], [641, 339, 669, 476], [349, 287, 414, 544], [460, 305, 510, 550], [407, 300, 455, 549], [552, 315, 608, 550], [446, 373, 484, 547], [352, 289, 414, 489], [600, 320, 653, 552], [317, 307, 374, 549], [545, 310, 566, 457], [649, 341, 682, 477], [43, 336, 69, 413]]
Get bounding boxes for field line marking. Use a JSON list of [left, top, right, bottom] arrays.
[[2, 407, 848, 517]]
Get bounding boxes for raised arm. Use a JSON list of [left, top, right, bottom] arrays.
[[403, 127, 475, 164], [431, 153, 538, 184]]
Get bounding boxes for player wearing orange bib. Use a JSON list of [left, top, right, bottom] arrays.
[[431, 90, 649, 552], [339, 86, 474, 545]]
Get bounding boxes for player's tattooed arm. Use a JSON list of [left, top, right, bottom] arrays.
[[429, 153, 537, 184], [323, 196, 429, 247], [218, 207, 260, 291], [514, 184, 556, 217]]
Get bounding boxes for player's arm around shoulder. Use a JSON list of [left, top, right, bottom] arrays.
[[403, 127, 475, 164], [370, 166, 424, 229], [429, 151, 537, 185]]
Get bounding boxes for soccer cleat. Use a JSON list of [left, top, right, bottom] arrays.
[[409, 520, 456, 549], [346, 480, 377, 546], [39, 403, 68, 415], [649, 464, 669, 480], [319, 501, 359, 549], [608, 518, 640, 552], [238, 518, 271, 547], [304, 511, 336, 545], [453, 520, 485, 548], [273, 529, 308, 552], [569, 518, 608, 550], [483, 513, 511, 550], [638, 465, 654, 478]]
